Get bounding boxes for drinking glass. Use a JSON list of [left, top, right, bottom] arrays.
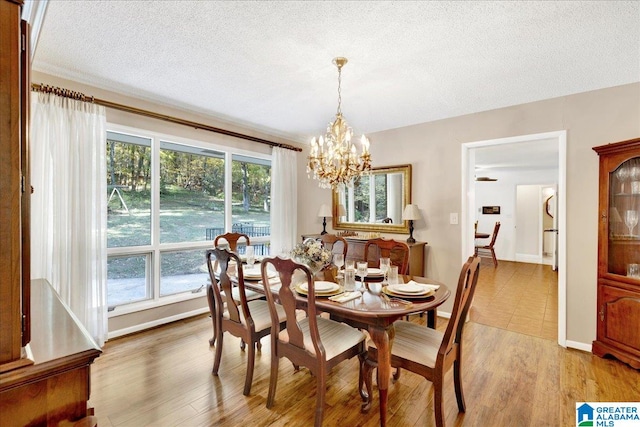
[[343, 269, 356, 292], [333, 254, 344, 271], [345, 259, 355, 271], [245, 246, 255, 267], [625, 210, 638, 236], [616, 166, 630, 193], [379, 257, 390, 284], [357, 262, 368, 301], [387, 266, 399, 285]]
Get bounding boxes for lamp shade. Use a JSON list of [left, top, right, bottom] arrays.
[[337, 203, 346, 217], [317, 204, 332, 218], [401, 204, 420, 221]]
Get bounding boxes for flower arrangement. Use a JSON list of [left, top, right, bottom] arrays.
[[291, 238, 332, 273]]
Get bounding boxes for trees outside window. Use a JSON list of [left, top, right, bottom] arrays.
[[106, 129, 271, 309]]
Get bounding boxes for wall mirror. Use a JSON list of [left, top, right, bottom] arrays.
[[332, 164, 412, 233]]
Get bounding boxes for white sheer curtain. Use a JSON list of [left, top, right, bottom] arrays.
[[270, 147, 298, 256], [30, 92, 108, 347]]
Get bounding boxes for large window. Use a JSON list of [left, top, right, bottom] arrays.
[[107, 133, 152, 247], [106, 129, 271, 310]]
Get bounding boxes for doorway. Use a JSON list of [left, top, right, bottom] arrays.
[[514, 184, 557, 268], [461, 131, 567, 346]]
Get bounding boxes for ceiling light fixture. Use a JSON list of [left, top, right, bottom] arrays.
[[307, 57, 371, 189]]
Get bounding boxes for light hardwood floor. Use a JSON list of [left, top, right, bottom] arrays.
[[90, 310, 639, 426], [469, 259, 558, 341]]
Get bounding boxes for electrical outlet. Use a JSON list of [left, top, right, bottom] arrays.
[[450, 213, 459, 225]]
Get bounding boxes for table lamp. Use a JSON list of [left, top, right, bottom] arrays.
[[402, 204, 421, 243], [317, 204, 332, 235]]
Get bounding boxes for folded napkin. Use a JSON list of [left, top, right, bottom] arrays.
[[405, 280, 439, 290], [329, 292, 360, 303]]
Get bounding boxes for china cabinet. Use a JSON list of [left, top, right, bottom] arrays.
[[593, 137, 640, 369]]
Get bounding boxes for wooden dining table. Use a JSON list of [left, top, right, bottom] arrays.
[[242, 272, 451, 427]]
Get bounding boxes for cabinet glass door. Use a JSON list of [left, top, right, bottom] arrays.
[[609, 158, 640, 276]]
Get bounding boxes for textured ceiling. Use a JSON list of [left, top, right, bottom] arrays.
[[33, 1, 640, 143]]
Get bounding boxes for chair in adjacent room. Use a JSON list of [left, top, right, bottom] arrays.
[[475, 221, 501, 267], [364, 237, 410, 274], [209, 232, 263, 346], [360, 256, 481, 427], [260, 256, 367, 427], [206, 247, 286, 396]]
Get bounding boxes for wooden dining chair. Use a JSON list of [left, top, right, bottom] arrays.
[[360, 256, 481, 427], [315, 234, 348, 281], [260, 256, 367, 427], [209, 232, 263, 346], [364, 238, 410, 274], [475, 221, 501, 267], [316, 233, 348, 258], [214, 232, 251, 252], [205, 248, 286, 396]]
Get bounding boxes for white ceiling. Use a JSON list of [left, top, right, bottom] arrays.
[[33, 1, 639, 145], [474, 138, 559, 173]]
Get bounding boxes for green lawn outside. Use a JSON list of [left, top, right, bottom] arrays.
[[107, 186, 270, 306]]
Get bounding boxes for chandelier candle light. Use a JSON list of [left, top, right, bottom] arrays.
[[307, 57, 372, 189]]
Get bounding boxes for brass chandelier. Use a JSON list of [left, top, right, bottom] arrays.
[[307, 57, 371, 189]]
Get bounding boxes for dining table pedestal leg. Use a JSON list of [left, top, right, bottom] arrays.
[[368, 324, 395, 427]]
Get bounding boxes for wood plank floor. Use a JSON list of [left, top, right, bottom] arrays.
[[90, 311, 639, 426]]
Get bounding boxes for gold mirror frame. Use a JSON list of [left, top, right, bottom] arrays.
[[332, 164, 412, 233]]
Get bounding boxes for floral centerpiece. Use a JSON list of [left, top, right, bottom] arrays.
[[291, 238, 332, 274]]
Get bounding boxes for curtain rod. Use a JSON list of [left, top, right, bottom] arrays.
[[31, 83, 302, 152]]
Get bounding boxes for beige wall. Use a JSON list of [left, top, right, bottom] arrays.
[[297, 82, 640, 346]]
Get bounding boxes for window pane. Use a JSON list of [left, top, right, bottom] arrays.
[[374, 173, 388, 221], [160, 250, 209, 297], [231, 155, 271, 244], [160, 141, 225, 243], [107, 255, 149, 307], [353, 178, 371, 222], [107, 131, 152, 248]]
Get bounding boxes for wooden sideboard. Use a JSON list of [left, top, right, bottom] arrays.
[[302, 234, 427, 276], [0, 280, 102, 426]]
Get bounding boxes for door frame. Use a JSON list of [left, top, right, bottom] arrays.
[[461, 130, 567, 347]]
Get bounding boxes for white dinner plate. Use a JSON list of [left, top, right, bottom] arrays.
[[387, 283, 431, 296], [243, 266, 275, 280], [383, 286, 435, 299], [300, 281, 339, 293], [356, 268, 384, 277], [367, 268, 384, 276], [393, 283, 426, 294]]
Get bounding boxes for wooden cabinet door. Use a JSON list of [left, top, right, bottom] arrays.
[[598, 284, 640, 357]]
